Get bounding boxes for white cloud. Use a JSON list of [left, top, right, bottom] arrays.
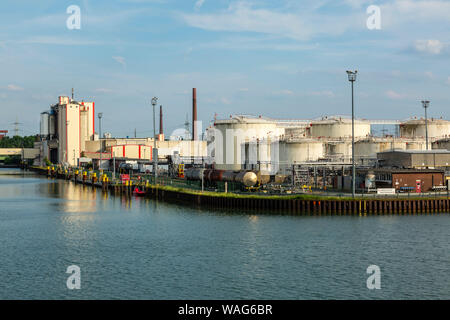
[[275, 89, 294, 96], [221, 97, 231, 104], [94, 88, 113, 93], [112, 56, 126, 67], [181, 2, 356, 41], [195, 0, 206, 10], [386, 90, 406, 100], [310, 90, 334, 97], [424, 71, 434, 79], [7, 84, 24, 91], [414, 40, 445, 55], [381, 0, 450, 28]]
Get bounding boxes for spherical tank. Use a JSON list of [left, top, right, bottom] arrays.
[[236, 171, 257, 187]]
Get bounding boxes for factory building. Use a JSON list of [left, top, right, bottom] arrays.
[[37, 92, 207, 168], [377, 150, 450, 169], [357, 168, 445, 193], [39, 96, 95, 166]]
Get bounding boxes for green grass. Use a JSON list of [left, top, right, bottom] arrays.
[[147, 184, 355, 200]]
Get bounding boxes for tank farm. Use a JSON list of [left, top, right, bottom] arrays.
[[31, 166, 450, 216]]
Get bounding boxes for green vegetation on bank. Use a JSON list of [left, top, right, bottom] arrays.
[[147, 184, 355, 200], [0, 136, 37, 148]]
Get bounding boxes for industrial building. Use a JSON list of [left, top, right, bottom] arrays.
[[36, 90, 207, 169], [377, 150, 450, 169], [357, 168, 446, 193]]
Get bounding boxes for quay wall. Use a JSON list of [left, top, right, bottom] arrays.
[[31, 166, 450, 216]]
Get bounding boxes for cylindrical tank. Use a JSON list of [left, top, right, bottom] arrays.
[[255, 170, 270, 185], [365, 172, 376, 189], [222, 171, 237, 182], [405, 141, 425, 150], [40, 112, 49, 136], [49, 114, 56, 136], [185, 168, 203, 180], [209, 169, 224, 181], [236, 171, 257, 187], [274, 174, 287, 184]]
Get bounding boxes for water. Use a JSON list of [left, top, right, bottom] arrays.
[[1, 168, 449, 299]]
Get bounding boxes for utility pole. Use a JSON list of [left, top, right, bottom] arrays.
[[98, 113, 103, 172], [151, 97, 158, 182], [13, 117, 21, 137], [421, 100, 430, 150], [347, 70, 357, 199]]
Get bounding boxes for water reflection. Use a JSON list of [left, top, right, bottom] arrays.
[[42, 181, 97, 213]]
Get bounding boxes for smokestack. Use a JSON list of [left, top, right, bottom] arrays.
[[159, 105, 163, 135], [192, 88, 197, 141]]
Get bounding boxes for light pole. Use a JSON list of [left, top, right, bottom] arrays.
[[347, 70, 357, 199], [98, 112, 103, 172], [421, 100, 430, 150], [151, 97, 158, 181]]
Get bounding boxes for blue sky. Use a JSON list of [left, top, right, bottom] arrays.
[[0, 0, 449, 137]]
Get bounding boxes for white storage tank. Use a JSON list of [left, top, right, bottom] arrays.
[[40, 112, 49, 136], [49, 114, 56, 136], [309, 117, 371, 138], [279, 140, 324, 163], [400, 119, 450, 139]]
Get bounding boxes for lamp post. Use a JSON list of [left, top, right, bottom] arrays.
[[98, 112, 103, 172], [421, 100, 430, 150], [347, 70, 357, 199], [151, 97, 158, 181]]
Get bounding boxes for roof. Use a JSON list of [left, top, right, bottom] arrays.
[[359, 168, 445, 174], [378, 149, 450, 155]]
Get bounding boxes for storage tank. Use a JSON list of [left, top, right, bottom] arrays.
[[222, 171, 237, 182], [185, 168, 204, 180], [309, 118, 371, 138], [365, 172, 376, 189], [40, 112, 49, 136], [405, 141, 426, 150], [255, 170, 270, 185], [235, 171, 257, 187], [49, 114, 56, 136], [209, 170, 224, 181], [400, 119, 450, 139], [278, 140, 324, 163]]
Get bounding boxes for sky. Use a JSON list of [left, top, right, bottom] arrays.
[[0, 0, 449, 138]]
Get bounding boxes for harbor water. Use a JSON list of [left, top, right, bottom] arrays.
[[1, 168, 449, 299]]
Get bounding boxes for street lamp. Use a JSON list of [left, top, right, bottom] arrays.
[[421, 100, 430, 150], [151, 97, 158, 180], [347, 70, 357, 199], [98, 112, 103, 172]]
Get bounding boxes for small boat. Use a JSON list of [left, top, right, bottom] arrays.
[[133, 187, 146, 196]]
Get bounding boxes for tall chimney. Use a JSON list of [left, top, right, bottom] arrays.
[[159, 105, 163, 135], [192, 88, 197, 141]]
